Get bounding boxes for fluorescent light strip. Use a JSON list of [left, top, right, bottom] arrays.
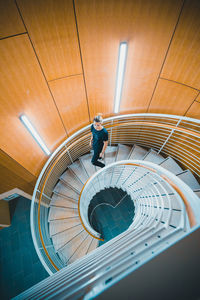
[[114, 42, 128, 113], [20, 114, 51, 156]]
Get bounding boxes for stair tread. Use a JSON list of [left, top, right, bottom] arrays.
[[116, 144, 132, 161], [68, 235, 92, 264], [51, 193, 77, 208], [52, 225, 84, 250], [48, 206, 78, 221], [49, 218, 81, 236], [104, 146, 118, 165], [129, 145, 147, 160], [88, 238, 99, 253], [69, 160, 89, 184], [53, 181, 79, 200], [58, 230, 88, 263], [176, 170, 200, 190], [159, 157, 183, 175], [60, 169, 83, 192], [79, 153, 96, 177], [143, 149, 165, 164]]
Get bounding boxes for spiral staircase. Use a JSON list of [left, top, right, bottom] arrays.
[[48, 143, 200, 267], [15, 114, 200, 300]]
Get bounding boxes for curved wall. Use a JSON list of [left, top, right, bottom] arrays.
[[0, 0, 200, 194]]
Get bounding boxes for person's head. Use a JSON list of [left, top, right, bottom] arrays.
[[93, 113, 103, 130]]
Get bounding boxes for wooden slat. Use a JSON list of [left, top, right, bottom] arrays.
[[166, 133, 200, 158], [162, 146, 200, 176], [179, 119, 200, 134], [0, 35, 66, 176], [148, 79, 198, 115], [166, 141, 200, 162], [17, 0, 82, 81], [49, 75, 90, 135], [75, 0, 183, 116], [139, 117, 179, 126], [185, 101, 200, 120], [0, 0, 25, 38], [161, 0, 200, 90], [165, 133, 200, 156]]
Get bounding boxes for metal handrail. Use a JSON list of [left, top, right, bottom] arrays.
[[30, 114, 200, 274], [79, 161, 197, 239]]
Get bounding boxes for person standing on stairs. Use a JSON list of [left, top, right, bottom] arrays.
[[90, 113, 108, 168]]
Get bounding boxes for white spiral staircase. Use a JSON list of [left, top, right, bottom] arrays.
[[49, 143, 200, 267], [15, 114, 200, 300]]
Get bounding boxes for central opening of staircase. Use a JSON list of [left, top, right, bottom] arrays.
[[88, 187, 135, 246]]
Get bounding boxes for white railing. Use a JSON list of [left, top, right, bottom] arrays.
[[30, 114, 200, 275], [17, 201, 200, 299], [79, 160, 199, 239]]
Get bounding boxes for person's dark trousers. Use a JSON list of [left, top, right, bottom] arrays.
[[91, 149, 105, 168]]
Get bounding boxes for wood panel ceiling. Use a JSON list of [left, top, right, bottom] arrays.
[[0, 0, 25, 38], [0, 0, 200, 180], [161, 0, 200, 90], [148, 79, 198, 115], [17, 0, 82, 81], [0, 35, 67, 175], [49, 74, 90, 135]]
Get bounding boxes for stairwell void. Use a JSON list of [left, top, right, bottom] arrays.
[[88, 187, 135, 245]]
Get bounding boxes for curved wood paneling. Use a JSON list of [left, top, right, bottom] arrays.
[[17, 0, 82, 81], [49, 75, 90, 135], [75, 0, 183, 116], [186, 101, 200, 120], [0, 35, 66, 176], [161, 0, 200, 90], [148, 79, 198, 115], [0, 0, 25, 38]]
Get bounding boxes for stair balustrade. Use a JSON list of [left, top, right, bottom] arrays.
[[29, 114, 200, 281]]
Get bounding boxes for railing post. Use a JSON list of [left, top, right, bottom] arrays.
[[65, 145, 73, 164], [158, 117, 183, 154], [109, 119, 113, 146]]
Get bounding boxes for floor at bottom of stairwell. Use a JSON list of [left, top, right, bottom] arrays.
[[90, 188, 135, 247], [0, 197, 48, 299]]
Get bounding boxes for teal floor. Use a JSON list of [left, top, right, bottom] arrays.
[[89, 188, 135, 246], [0, 197, 48, 299]]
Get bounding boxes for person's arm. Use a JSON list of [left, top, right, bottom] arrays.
[[100, 140, 108, 157], [90, 125, 93, 147], [89, 135, 93, 147]]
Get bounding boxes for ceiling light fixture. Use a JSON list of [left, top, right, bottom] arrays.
[[19, 114, 51, 156], [114, 42, 128, 113]]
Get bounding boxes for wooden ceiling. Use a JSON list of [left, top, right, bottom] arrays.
[[0, 0, 200, 180]]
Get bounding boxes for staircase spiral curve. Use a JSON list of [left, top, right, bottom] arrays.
[[23, 113, 200, 299]]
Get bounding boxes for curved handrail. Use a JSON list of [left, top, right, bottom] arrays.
[[31, 114, 200, 274], [161, 175, 196, 227], [79, 161, 197, 239], [32, 113, 200, 193], [78, 179, 104, 241]]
